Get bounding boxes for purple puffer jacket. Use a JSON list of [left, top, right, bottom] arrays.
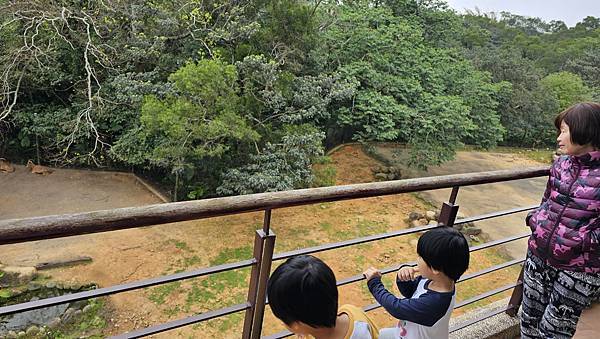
[[526, 151, 600, 273]]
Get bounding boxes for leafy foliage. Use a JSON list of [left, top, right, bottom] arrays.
[[2, 0, 599, 198]]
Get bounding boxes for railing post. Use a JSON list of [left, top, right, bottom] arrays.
[[437, 186, 460, 227], [506, 264, 525, 317], [242, 210, 273, 338], [250, 229, 276, 339]]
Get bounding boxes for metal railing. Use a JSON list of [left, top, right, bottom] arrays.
[[0, 166, 550, 338]]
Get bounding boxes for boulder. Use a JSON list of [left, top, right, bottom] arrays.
[[425, 210, 436, 220], [48, 317, 61, 329], [417, 218, 428, 226], [408, 211, 424, 221], [25, 326, 39, 336]]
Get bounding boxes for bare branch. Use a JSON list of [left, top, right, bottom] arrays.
[[1, 4, 113, 164]]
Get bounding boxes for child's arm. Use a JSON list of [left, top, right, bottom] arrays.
[[367, 277, 452, 327], [395, 265, 420, 298]]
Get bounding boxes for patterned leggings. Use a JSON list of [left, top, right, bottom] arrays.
[[520, 251, 600, 338]]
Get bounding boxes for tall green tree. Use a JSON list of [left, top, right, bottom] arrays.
[[112, 59, 258, 200]]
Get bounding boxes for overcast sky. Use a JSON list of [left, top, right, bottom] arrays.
[[445, 0, 600, 27]]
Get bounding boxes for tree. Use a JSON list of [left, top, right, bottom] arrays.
[[566, 47, 600, 89], [217, 124, 324, 195], [112, 59, 258, 200], [540, 72, 592, 110], [316, 3, 505, 167]]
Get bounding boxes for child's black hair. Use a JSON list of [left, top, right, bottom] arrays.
[[417, 227, 470, 281], [267, 255, 338, 328]]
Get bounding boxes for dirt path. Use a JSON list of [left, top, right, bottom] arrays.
[[372, 145, 548, 259]]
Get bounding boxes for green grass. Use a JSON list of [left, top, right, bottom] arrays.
[[47, 299, 107, 339], [356, 220, 389, 237], [184, 269, 250, 312], [163, 239, 194, 252], [312, 164, 337, 187], [210, 246, 253, 265], [148, 282, 181, 305], [319, 221, 333, 233], [0, 289, 11, 299]]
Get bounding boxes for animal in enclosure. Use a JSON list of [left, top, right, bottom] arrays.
[[0, 158, 15, 173], [26, 160, 54, 175]]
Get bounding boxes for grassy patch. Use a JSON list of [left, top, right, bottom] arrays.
[[148, 282, 181, 305], [210, 246, 253, 266], [312, 164, 337, 187], [319, 221, 333, 233], [184, 269, 250, 312], [0, 289, 12, 299], [164, 239, 194, 252], [356, 220, 389, 237], [47, 298, 107, 339]]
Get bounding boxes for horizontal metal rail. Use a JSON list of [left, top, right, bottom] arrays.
[[110, 302, 250, 339], [273, 224, 437, 261], [0, 167, 548, 245], [454, 205, 538, 225], [458, 258, 524, 283], [455, 282, 520, 309], [0, 211, 532, 316], [0, 259, 255, 316], [274, 206, 537, 261]]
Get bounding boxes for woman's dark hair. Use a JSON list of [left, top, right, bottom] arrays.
[[417, 227, 470, 281], [267, 255, 338, 328], [554, 102, 600, 148]]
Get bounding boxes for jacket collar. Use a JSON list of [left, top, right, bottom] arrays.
[[572, 151, 600, 168]]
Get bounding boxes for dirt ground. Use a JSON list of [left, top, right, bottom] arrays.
[[372, 145, 548, 259], [0, 146, 546, 338]]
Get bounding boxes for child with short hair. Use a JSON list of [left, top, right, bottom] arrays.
[[268, 254, 379, 339], [363, 227, 470, 339], [521, 102, 600, 338]]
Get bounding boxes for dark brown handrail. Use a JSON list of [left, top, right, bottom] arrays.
[[0, 167, 549, 245]]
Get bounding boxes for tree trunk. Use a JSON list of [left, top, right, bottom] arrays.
[[174, 171, 179, 202], [35, 133, 40, 164]]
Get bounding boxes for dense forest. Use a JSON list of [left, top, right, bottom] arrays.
[[1, 0, 598, 200]]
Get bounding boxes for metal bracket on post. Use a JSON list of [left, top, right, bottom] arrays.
[[506, 264, 525, 317], [437, 186, 460, 227], [437, 202, 459, 227]]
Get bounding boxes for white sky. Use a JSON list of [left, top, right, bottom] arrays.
[[444, 0, 600, 27]]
